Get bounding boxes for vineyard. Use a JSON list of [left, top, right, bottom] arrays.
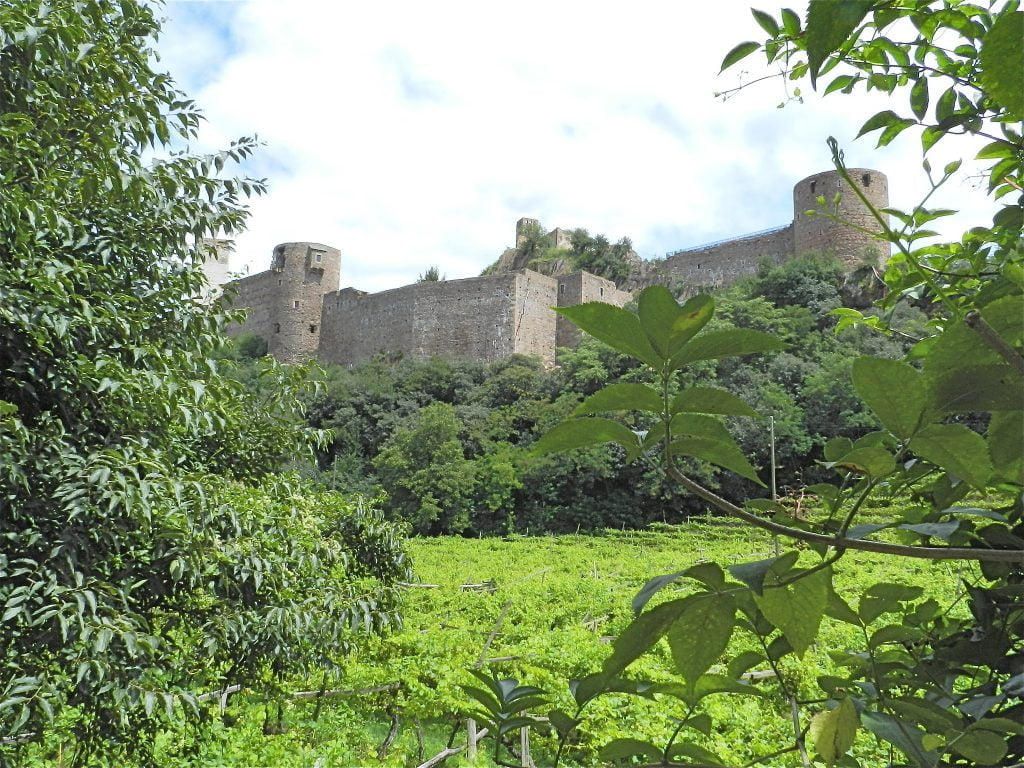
[[109, 505, 970, 768]]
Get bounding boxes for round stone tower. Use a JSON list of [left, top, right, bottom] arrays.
[[792, 168, 889, 271], [266, 242, 341, 363]]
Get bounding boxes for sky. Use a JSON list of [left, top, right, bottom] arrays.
[[155, 1, 994, 293]]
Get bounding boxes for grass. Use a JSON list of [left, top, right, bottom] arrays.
[[140, 508, 971, 767]]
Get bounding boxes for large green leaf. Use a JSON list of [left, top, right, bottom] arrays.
[[979, 11, 1024, 118], [989, 411, 1024, 484], [638, 285, 683, 358], [861, 711, 938, 768], [631, 562, 728, 615], [980, 294, 1024, 343], [601, 597, 692, 681], [925, 321, 1003, 373], [637, 287, 715, 360], [805, 0, 873, 86], [910, 423, 993, 488], [929, 364, 1024, 413], [951, 728, 1009, 764], [554, 302, 661, 367], [720, 41, 760, 72], [669, 413, 735, 444], [671, 328, 785, 367], [729, 552, 799, 595], [827, 445, 896, 478], [671, 387, 760, 418], [574, 383, 663, 416], [851, 357, 928, 440], [754, 564, 831, 657], [534, 418, 641, 461], [667, 593, 736, 689], [809, 697, 859, 766], [669, 436, 765, 485], [688, 673, 763, 703], [667, 294, 715, 358]]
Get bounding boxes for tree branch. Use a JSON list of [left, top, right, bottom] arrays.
[[665, 465, 1023, 563], [965, 310, 1024, 376]]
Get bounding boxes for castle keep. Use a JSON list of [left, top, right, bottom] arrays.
[[218, 168, 887, 365]]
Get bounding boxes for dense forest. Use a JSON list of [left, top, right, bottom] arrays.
[[227, 254, 921, 536]]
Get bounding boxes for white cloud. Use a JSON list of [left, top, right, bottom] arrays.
[[157, 1, 996, 292]]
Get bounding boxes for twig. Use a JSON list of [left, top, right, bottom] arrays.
[[377, 709, 399, 760], [966, 310, 1024, 375], [415, 727, 489, 768], [790, 696, 811, 768], [476, 601, 513, 669]]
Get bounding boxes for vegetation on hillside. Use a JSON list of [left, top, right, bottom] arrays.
[[265, 254, 915, 535], [481, 220, 635, 285]]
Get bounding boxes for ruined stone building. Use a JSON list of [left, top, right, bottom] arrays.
[[211, 168, 887, 366]]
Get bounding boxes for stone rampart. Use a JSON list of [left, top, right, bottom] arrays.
[[556, 272, 632, 347], [319, 271, 561, 367], [652, 224, 795, 291], [226, 168, 889, 367]]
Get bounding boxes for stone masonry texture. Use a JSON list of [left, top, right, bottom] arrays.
[[227, 242, 340, 364], [224, 168, 888, 366]]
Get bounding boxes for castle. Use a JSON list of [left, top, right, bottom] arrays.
[[214, 168, 888, 366]]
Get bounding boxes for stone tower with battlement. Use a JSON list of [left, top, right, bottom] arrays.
[[515, 217, 541, 247], [227, 242, 341, 363], [629, 168, 889, 291], [792, 168, 889, 271]]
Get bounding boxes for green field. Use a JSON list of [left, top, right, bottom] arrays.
[[149, 515, 968, 767]]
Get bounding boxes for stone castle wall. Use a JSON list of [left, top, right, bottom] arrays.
[[224, 168, 889, 367], [320, 271, 561, 366], [228, 242, 340, 364], [646, 224, 795, 292], [556, 272, 632, 347]]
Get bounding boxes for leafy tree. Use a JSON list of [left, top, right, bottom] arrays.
[[0, 1, 407, 763], [567, 229, 635, 284], [373, 402, 477, 534]]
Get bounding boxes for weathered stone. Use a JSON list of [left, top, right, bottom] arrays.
[[223, 168, 889, 366]]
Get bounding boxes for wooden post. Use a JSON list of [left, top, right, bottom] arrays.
[[467, 718, 477, 760], [520, 726, 532, 767]]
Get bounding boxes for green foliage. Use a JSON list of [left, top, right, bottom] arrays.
[[374, 402, 478, 535], [0, 1, 408, 763], [292, 254, 919, 534], [417, 265, 444, 282], [513, 2, 1024, 766], [565, 229, 635, 284]]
